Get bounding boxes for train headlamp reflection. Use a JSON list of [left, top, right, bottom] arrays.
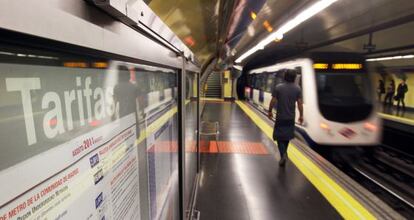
[[364, 122, 377, 132], [320, 123, 330, 130]]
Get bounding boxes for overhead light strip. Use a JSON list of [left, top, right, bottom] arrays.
[[366, 55, 414, 62], [235, 0, 338, 63], [233, 65, 243, 71]]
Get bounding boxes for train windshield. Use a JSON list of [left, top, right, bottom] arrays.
[[316, 72, 373, 122]]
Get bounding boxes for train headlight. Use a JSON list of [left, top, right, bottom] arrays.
[[320, 123, 333, 136], [320, 123, 330, 131], [364, 122, 377, 132]]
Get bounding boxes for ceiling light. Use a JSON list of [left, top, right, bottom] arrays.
[[233, 65, 243, 71], [235, 0, 338, 63], [0, 51, 15, 56], [366, 55, 414, 62], [250, 12, 257, 20], [263, 20, 273, 32]]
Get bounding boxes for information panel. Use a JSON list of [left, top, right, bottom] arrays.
[[0, 43, 180, 220], [0, 61, 141, 220], [0, 114, 140, 220]]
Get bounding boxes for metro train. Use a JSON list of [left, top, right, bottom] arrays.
[[244, 52, 382, 147]]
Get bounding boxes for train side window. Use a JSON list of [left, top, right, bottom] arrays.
[[255, 74, 264, 90], [258, 74, 262, 89], [274, 70, 285, 87], [252, 75, 257, 89], [265, 72, 274, 93], [262, 75, 266, 90], [294, 66, 304, 102], [294, 67, 302, 89], [262, 73, 268, 92], [246, 75, 251, 87], [248, 75, 253, 88]]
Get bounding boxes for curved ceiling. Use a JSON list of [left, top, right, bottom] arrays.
[[145, 0, 220, 63], [145, 0, 414, 72]]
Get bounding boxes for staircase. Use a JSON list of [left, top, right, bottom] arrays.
[[205, 73, 222, 98]]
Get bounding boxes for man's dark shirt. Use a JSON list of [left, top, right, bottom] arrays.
[[397, 83, 408, 97], [271, 83, 302, 121]]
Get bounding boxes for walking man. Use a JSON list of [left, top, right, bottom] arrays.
[[383, 79, 395, 106], [377, 80, 385, 102], [268, 69, 304, 167], [396, 79, 409, 110]]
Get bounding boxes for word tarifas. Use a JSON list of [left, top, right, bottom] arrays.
[[6, 77, 117, 145]]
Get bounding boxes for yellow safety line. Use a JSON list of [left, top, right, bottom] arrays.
[[200, 97, 224, 102], [135, 100, 190, 145], [379, 112, 414, 126], [235, 101, 376, 220]]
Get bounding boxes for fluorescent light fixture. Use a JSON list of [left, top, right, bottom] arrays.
[[37, 55, 59, 60], [0, 51, 58, 60], [0, 51, 15, 56], [366, 55, 414, 62], [233, 65, 243, 71], [235, 0, 338, 63]]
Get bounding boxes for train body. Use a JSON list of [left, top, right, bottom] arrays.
[[245, 53, 382, 146]]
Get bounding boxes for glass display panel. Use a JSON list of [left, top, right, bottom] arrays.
[[184, 72, 198, 212], [0, 42, 179, 220]]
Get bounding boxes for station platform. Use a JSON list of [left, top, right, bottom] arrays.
[[194, 101, 401, 220], [379, 105, 414, 127]]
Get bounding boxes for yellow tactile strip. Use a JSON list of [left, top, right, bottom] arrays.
[[379, 113, 414, 126], [200, 97, 225, 102]]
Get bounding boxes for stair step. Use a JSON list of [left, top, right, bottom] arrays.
[[205, 73, 222, 98]]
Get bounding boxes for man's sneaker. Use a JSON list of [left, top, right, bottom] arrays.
[[279, 154, 287, 167]]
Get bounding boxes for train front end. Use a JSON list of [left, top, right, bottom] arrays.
[[304, 53, 382, 146]]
